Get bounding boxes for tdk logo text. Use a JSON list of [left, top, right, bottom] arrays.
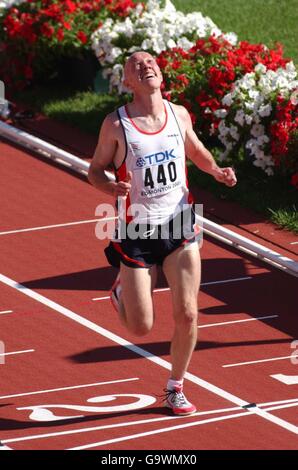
[[136, 149, 177, 168]]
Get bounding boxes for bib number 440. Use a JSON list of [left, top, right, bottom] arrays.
[[144, 162, 177, 189]]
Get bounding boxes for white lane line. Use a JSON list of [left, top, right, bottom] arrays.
[[0, 349, 34, 357], [199, 315, 279, 329], [3, 398, 297, 445], [0, 378, 139, 400], [223, 354, 298, 368], [92, 276, 253, 301], [290, 242, 298, 245], [0, 272, 297, 436], [0, 310, 13, 315], [0, 217, 117, 236], [0, 443, 12, 450], [66, 412, 253, 449], [69, 400, 298, 450], [271, 374, 298, 385], [2, 406, 246, 444]]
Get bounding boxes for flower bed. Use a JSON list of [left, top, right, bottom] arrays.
[[91, 0, 237, 93], [156, 37, 298, 181], [0, 0, 137, 89]]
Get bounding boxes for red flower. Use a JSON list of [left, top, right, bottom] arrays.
[[57, 28, 64, 42], [77, 31, 88, 44], [176, 74, 189, 86], [63, 21, 72, 30], [41, 23, 54, 39]]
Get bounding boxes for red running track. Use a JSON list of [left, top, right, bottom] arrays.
[[0, 138, 297, 450]]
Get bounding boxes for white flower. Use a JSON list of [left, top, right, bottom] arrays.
[[177, 37, 195, 50], [230, 125, 240, 141], [254, 63, 267, 74], [214, 108, 228, 118], [0, 0, 24, 10], [223, 32, 238, 45], [234, 110, 245, 126], [91, 0, 230, 92], [257, 134, 270, 146], [245, 114, 253, 125], [258, 103, 272, 117], [222, 93, 233, 106], [290, 89, 298, 106], [251, 124, 265, 138]]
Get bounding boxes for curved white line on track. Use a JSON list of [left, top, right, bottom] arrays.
[[0, 272, 297, 436]]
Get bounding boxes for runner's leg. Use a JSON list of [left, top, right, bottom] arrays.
[[162, 242, 201, 380], [118, 263, 157, 336]]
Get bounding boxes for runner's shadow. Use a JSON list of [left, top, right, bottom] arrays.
[[68, 337, 291, 364], [22, 267, 168, 292]]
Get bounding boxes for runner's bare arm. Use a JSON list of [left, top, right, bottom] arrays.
[[176, 105, 237, 187], [88, 114, 132, 197]]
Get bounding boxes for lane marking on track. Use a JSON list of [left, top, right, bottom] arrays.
[[0, 443, 12, 450], [92, 276, 253, 301], [0, 349, 34, 357], [0, 378, 139, 400], [223, 354, 298, 368], [199, 315, 279, 329], [0, 217, 117, 236], [271, 374, 298, 385], [0, 310, 13, 315], [0, 272, 297, 436], [290, 242, 298, 245], [67, 400, 298, 450], [3, 398, 298, 445]]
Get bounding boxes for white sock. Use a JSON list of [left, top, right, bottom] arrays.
[[167, 378, 184, 391]]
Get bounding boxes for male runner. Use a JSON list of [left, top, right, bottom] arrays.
[[88, 51, 237, 415]]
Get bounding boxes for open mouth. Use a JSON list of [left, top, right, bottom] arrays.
[[141, 73, 156, 81]]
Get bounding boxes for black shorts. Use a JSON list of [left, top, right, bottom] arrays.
[[104, 207, 201, 269]]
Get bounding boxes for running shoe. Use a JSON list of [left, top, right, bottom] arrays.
[[163, 384, 196, 415], [110, 272, 121, 312]]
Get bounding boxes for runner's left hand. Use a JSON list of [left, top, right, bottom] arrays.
[[213, 167, 237, 187]]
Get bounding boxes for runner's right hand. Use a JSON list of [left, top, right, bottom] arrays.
[[113, 171, 132, 198]]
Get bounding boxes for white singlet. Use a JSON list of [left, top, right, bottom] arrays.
[[115, 99, 193, 225]]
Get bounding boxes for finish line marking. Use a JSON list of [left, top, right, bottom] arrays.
[[67, 400, 298, 450], [2, 398, 298, 446], [0, 272, 297, 436]]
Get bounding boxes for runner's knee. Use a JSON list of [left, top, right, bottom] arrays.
[[174, 306, 198, 325], [128, 318, 153, 336]]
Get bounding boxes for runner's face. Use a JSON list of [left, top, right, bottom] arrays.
[[124, 53, 163, 91]]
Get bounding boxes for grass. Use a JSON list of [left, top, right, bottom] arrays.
[[13, 0, 298, 233], [173, 0, 298, 65]]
